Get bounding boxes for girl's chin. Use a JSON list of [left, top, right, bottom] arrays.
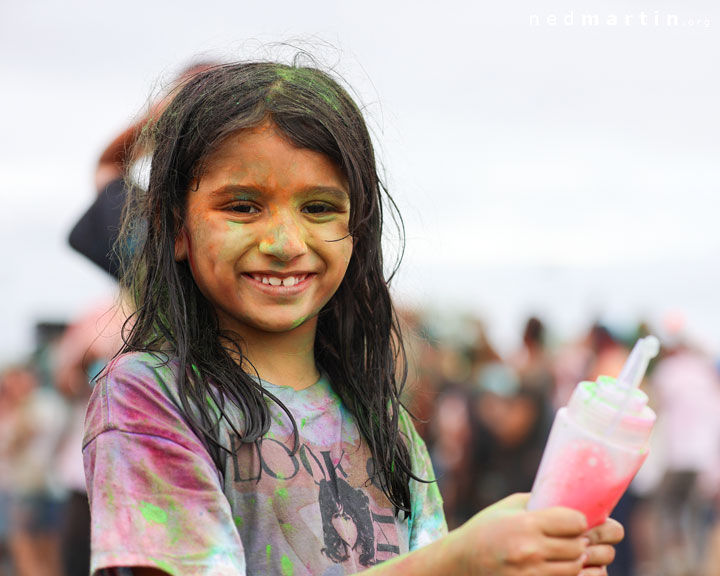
[[224, 315, 318, 335]]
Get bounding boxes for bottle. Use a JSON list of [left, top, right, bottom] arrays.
[[528, 336, 659, 528]]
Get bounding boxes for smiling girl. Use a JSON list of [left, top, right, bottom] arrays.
[[83, 61, 622, 575]]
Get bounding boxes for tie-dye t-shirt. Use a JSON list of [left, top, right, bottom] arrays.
[[83, 352, 447, 575]]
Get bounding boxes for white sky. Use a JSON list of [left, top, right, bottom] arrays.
[[1, 0, 719, 361]]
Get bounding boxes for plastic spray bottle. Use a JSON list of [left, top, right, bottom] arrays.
[[528, 336, 659, 527]]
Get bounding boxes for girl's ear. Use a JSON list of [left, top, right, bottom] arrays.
[[174, 228, 188, 261]]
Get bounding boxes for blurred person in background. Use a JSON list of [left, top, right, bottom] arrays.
[[510, 316, 556, 398], [586, 323, 629, 382], [552, 332, 593, 410], [429, 384, 474, 529], [0, 363, 67, 576], [396, 308, 442, 442], [649, 329, 720, 576], [54, 302, 126, 576], [426, 319, 504, 528], [469, 363, 553, 513]]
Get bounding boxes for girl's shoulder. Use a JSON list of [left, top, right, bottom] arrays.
[[82, 351, 190, 450]]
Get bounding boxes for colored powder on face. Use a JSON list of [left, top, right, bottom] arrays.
[[276, 487, 288, 501], [266, 544, 272, 563], [140, 501, 168, 524], [281, 554, 294, 576]]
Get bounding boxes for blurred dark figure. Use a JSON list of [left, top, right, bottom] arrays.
[[70, 60, 219, 281], [397, 308, 443, 442], [467, 319, 502, 382], [429, 384, 474, 529], [587, 323, 629, 382], [469, 363, 553, 512], [511, 316, 556, 398]]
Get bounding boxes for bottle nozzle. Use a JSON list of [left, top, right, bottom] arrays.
[[605, 335, 660, 437], [617, 336, 661, 389]]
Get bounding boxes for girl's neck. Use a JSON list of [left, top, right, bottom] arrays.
[[231, 320, 320, 391]]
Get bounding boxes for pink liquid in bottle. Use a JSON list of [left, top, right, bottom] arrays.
[[529, 375, 655, 527]]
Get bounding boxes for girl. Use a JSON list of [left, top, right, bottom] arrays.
[[83, 61, 622, 575]]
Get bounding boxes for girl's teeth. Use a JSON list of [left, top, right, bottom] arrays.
[[253, 274, 306, 286]]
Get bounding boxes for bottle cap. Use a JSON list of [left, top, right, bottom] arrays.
[[568, 377, 655, 450]]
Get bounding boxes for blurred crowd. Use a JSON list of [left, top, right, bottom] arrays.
[[399, 310, 720, 576]]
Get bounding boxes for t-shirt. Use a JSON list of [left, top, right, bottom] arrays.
[[83, 352, 447, 575]]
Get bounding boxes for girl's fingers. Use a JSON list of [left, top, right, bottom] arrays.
[[536, 507, 588, 537], [542, 536, 588, 561], [583, 544, 616, 567], [585, 517, 624, 545]]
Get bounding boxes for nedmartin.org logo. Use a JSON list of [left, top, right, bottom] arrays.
[[530, 10, 711, 29]]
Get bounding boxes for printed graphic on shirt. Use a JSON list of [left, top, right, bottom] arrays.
[[228, 430, 402, 572]]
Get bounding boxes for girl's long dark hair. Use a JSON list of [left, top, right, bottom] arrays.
[[118, 60, 417, 516]]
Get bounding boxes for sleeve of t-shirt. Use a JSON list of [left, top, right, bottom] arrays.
[[399, 410, 449, 550], [83, 354, 246, 576]]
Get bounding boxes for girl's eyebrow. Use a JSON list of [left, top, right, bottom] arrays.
[[207, 185, 261, 200], [207, 184, 349, 202], [298, 186, 350, 202]]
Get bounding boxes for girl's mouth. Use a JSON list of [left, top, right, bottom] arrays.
[[249, 273, 309, 287], [244, 273, 314, 293]]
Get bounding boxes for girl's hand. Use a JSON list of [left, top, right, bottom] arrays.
[[580, 517, 624, 575], [453, 493, 589, 575]]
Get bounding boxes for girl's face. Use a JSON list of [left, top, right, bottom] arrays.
[[175, 121, 353, 341]]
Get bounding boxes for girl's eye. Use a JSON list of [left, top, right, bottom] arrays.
[[229, 204, 259, 214], [303, 203, 334, 215]]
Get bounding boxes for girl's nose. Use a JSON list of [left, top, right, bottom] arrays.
[[258, 212, 308, 261]]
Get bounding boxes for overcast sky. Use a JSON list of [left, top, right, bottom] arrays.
[[2, 0, 719, 361]]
